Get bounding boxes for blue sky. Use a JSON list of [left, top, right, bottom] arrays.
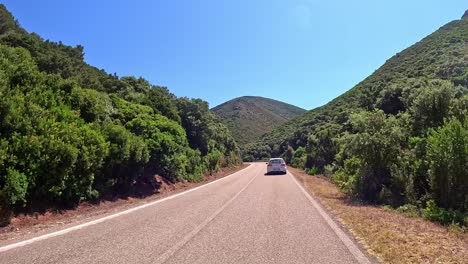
[[2, 0, 466, 109]]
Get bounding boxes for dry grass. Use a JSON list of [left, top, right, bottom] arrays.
[[290, 167, 468, 264]]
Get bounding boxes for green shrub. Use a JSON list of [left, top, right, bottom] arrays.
[[290, 146, 306, 169], [184, 149, 204, 182], [0, 166, 27, 227], [126, 114, 190, 182], [1, 169, 28, 208], [333, 157, 361, 196], [305, 125, 341, 171], [335, 110, 410, 204], [205, 149, 222, 175], [306, 167, 319, 175], [396, 204, 421, 217], [411, 80, 455, 134], [96, 122, 149, 194], [423, 200, 466, 226], [323, 164, 335, 177], [283, 146, 294, 164], [70, 88, 114, 123], [242, 154, 254, 162], [427, 118, 467, 211]]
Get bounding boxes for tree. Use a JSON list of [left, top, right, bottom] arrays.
[[427, 118, 467, 211], [410, 80, 455, 134], [305, 124, 341, 171], [336, 110, 410, 204], [96, 123, 149, 194], [70, 88, 115, 123], [291, 146, 306, 169], [126, 114, 191, 182], [283, 146, 294, 164]]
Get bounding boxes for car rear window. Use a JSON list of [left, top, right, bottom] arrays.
[[269, 159, 283, 164]]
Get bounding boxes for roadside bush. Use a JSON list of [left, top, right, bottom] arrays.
[[305, 125, 341, 172], [423, 200, 466, 226], [184, 149, 204, 182], [427, 118, 467, 211], [306, 167, 319, 175], [323, 164, 335, 177], [2, 169, 28, 208], [396, 204, 421, 217], [242, 154, 254, 162], [283, 146, 294, 164], [333, 157, 361, 196], [126, 114, 191, 183], [0, 167, 27, 225], [96, 122, 149, 194], [335, 111, 410, 204], [391, 136, 430, 205], [205, 148, 222, 175], [290, 146, 306, 169]]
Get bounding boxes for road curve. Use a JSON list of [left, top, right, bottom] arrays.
[[0, 163, 372, 264]]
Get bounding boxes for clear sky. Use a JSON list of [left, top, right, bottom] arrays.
[[2, 0, 466, 109]]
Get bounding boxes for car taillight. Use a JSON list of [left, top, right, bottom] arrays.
[[281, 163, 286, 167], [267, 164, 272, 167]]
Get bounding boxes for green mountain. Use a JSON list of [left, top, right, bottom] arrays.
[[212, 96, 306, 147], [0, 4, 239, 224], [246, 11, 467, 216]]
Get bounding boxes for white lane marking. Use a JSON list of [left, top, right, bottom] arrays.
[[0, 164, 253, 253], [153, 165, 262, 264], [289, 172, 372, 264]]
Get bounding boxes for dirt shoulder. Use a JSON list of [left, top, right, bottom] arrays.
[[0, 164, 249, 243], [290, 167, 468, 264]]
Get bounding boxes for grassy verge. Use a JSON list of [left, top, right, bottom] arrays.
[[290, 167, 468, 264]]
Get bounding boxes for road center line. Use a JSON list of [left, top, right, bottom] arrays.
[[0, 164, 253, 254], [153, 166, 262, 264], [288, 172, 372, 264]]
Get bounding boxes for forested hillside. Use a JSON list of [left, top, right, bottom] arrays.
[[212, 96, 306, 147], [0, 5, 239, 225], [247, 12, 468, 225]]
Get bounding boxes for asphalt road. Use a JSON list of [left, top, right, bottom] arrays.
[[0, 163, 371, 264]]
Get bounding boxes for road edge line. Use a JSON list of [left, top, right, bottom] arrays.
[[0, 163, 253, 253], [288, 171, 372, 264]]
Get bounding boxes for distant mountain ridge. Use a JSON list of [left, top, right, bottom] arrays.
[[212, 96, 306, 147]]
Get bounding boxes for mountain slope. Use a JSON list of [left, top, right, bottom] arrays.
[[247, 13, 468, 159], [212, 96, 306, 147]]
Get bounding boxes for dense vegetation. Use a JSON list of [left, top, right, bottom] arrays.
[[212, 96, 306, 148], [247, 13, 468, 226], [0, 5, 240, 225]]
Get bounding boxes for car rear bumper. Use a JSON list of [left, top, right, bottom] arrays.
[[266, 167, 287, 174]]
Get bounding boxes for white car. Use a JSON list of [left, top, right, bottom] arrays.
[[266, 158, 287, 174]]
